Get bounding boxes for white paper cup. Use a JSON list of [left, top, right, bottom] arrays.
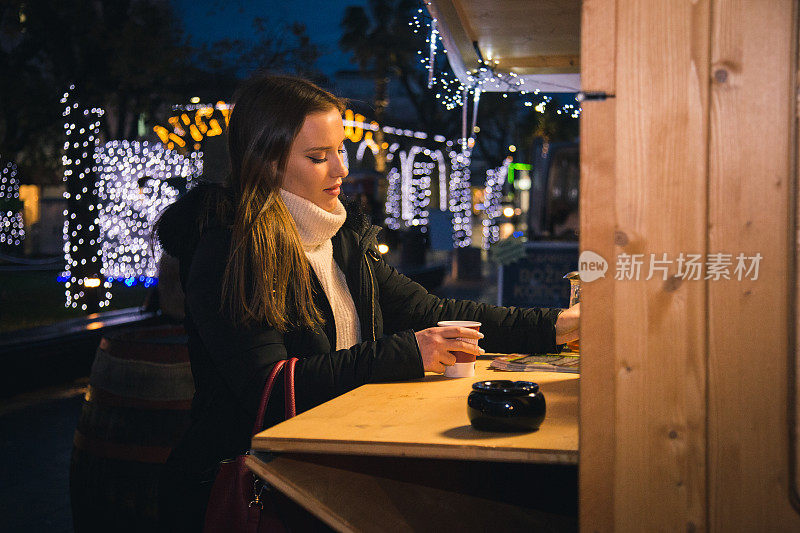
[[444, 361, 475, 378], [437, 321, 481, 378]]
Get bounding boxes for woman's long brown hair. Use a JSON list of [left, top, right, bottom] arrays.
[[221, 74, 346, 331]]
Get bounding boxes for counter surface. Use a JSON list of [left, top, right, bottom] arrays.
[[251, 357, 579, 464]]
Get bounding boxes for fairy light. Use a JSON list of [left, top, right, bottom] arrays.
[[448, 142, 472, 247], [427, 18, 438, 88], [482, 160, 509, 249], [343, 114, 462, 239], [411, 7, 465, 110], [385, 166, 402, 230], [96, 140, 201, 282], [61, 85, 105, 312], [399, 147, 435, 229], [411, 3, 582, 122], [61, 102, 202, 310], [0, 157, 25, 250]]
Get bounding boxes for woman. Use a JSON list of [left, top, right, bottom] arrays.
[[155, 73, 579, 531]]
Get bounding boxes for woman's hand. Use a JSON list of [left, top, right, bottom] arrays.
[[414, 326, 485, 373], [555, 302, 580, 345]]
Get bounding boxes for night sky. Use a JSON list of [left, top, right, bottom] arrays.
[[170, 0, 367, 77]]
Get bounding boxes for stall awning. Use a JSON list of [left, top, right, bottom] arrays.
[[426, 0, 581, 93]]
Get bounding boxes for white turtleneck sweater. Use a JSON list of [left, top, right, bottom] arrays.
[[279, 188, 361, 350]]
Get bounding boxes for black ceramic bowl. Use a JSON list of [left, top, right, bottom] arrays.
[[467, 380, 546, 432]]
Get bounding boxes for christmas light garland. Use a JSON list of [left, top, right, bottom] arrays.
[[60, 85, 106, 311], [96, 140, 201, 282], [344, 114, 471, 246], [411, 4, 582, 118], [0, 157, 25, 250], [385, 166, 403, 230], [448, 143, 472, 247], [482, 160, 509, 249], [61, 86, 203, 310]]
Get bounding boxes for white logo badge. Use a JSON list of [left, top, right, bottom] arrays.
[[579, 250, 608, 282]]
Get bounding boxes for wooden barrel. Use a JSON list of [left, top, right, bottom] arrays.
[[69, 324, 193, 532]]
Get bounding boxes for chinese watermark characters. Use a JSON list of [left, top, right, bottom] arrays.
[[613, 252, 762, 281]]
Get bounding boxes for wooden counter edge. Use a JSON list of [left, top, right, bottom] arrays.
[[250, 436, 579, 465], [244, 454, 356, 533]]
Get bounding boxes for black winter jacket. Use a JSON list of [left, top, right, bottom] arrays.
[[156, 184, 561, 476]]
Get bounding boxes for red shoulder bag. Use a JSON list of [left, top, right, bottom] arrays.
[[203, 357, 298, 533]]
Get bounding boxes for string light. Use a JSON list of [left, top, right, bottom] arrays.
[[411, 7, 466, 110], [411, 4, 582, 119], [482, 160, 509, 249], [62, 88, 202, 309], [345, 114, 471, 245], [384, 146, 445, 233], [385, 166, 402, 230], [426, 17, 438, 88], [61, 85, 105, 311], [448, 143, 473, 247], [399, 147, 443, 230], [96, 140, 202, 282], [0, 157, 25, 250]]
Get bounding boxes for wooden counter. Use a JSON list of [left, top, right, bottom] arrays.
[[251, 358, 578, 464], [246, 358, 580, 532], [252, 360, 578, 464]]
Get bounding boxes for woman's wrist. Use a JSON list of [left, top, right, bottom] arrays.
[[554, 309, 567, 350], [554, 304, 580, 345]]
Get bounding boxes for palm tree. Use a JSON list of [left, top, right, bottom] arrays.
[[340, 0, 419, 171], [521, 95, 580, 162]]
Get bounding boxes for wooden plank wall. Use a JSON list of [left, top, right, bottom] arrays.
[[796, 0, 800, 508], [706, 0, 800, 530], [580, 0, 800, 530], [578, 0, 617, 531]]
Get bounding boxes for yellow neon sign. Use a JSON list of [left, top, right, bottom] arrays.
[[155, 102, 232, 151], [156, 105, 384, 153]]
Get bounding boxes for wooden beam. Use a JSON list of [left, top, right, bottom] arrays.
[[450, 0, 479, 45], [578, 0, 617, 531], [246, 453, 578, 533], [581, 0, 800, 529], [427, 0, 481, 74], [581, 0, 711, 529], [499, 54, 581, 70], [707, 0, 800, 529], [613, 0, 711, 528], [795, 0, 800, 507]]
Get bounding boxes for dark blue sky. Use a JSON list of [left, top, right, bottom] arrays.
[[170, 0, 367, 77]]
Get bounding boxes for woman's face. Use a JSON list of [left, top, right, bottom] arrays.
[[282, 108, 348, 213]]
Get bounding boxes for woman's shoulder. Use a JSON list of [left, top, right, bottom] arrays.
[[184, 226, 232, 285], [196, 225, 232, 252], [156, 182, 233, 260]]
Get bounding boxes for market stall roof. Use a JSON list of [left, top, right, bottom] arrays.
[[426, 0, 581, 93]]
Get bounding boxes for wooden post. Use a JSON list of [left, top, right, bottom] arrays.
[[579, 0, 617, 531], [706, 0, 800, 530], [580, 0, 800, 530]]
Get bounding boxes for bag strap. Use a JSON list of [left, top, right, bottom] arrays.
[[250, 357, 299, 437], [250, 360, 286, 437], [284, 357, 297, 419]]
